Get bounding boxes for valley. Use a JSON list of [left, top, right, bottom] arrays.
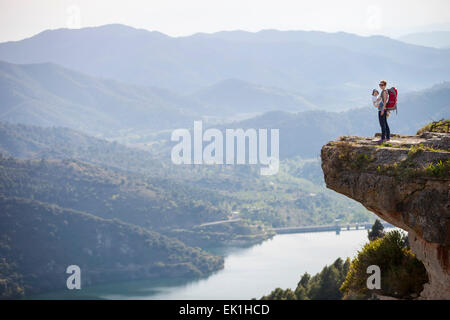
[[0, 24, 448, 299]]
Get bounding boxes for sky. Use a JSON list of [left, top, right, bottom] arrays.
[[1, 0, 450, 42]]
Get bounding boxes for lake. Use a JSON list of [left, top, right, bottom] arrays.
[[32, 229, 378, 300]]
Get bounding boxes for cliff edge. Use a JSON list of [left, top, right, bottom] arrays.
[[321, 131, 449, 299]]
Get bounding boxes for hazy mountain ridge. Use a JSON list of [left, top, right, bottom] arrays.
[[0, 60, 316, 136], [0, 24, 449, 110], [191, 29, 449, 67], [222, 82, 450, 158], [398, 31, 450, 48], [189, 78, 317, 117], [0, 60, 204, 136], [154, 82, 450, 159]]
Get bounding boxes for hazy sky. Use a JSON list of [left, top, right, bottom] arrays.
[[1, 0, 450, 42]]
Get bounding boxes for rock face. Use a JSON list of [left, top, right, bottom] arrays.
[[321, 132, 450, 300]]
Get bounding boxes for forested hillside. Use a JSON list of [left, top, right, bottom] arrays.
[[0, 155, 227, 229], [0, 196, 223, 298], [0, 123, 373, 228]]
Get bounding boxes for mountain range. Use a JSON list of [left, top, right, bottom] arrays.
[[1, 56, 449, 143], [0, 24, 449, 299], [398, 31, 450, 48], [0, 60, 204, 136], [0, 24, 449, 110], [189, 78, 317, 117], [0, 60, 318, 135], [158, 82, 450, 159]]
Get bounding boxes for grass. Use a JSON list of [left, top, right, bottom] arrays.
[[352, 153, 375, 170], [378, 142, 393, 147], [373, 143, 448, 153], [335, 141, 449, 180], [408, 144, 449, 156], [424, 160, 450, 177], [373, 142, 407, 149], [335, 142, 375, 170], [333, 133, 450, 180], [417, 119, 450, 135], [375, 158, 450, 180]]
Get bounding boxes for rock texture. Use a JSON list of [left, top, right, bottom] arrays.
[[321, 132, 450, 300]]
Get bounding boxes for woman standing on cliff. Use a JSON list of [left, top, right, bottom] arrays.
[[377, 80, 390, 143]]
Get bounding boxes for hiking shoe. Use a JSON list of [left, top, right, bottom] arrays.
[[376, 139, 384, 144]]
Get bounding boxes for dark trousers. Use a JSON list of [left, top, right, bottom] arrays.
[[378, 111, 390, 140]]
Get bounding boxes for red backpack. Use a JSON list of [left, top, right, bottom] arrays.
[[385, 87, 398, 112]]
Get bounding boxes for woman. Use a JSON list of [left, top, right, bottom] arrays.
[[377, 80, 390, 143]]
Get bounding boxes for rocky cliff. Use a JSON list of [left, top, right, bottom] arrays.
[[321, 131, 449, 299]]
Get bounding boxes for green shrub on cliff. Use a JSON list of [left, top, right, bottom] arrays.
[[425, 160, 450, 177], [261, 257, 350, 300], [340, 230, 428, 299], [417, 119, 450, 134], [335, 142, 374, 170]]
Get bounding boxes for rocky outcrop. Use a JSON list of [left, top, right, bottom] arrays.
[[321, 132, 449, 300]]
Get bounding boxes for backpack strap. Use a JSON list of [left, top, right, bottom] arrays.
[[381, 89, 388, 109]]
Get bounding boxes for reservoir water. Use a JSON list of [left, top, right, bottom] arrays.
[[32, 229, 381, 300]]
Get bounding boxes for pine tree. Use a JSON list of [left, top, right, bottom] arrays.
[[368, 219, 385, 241]]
